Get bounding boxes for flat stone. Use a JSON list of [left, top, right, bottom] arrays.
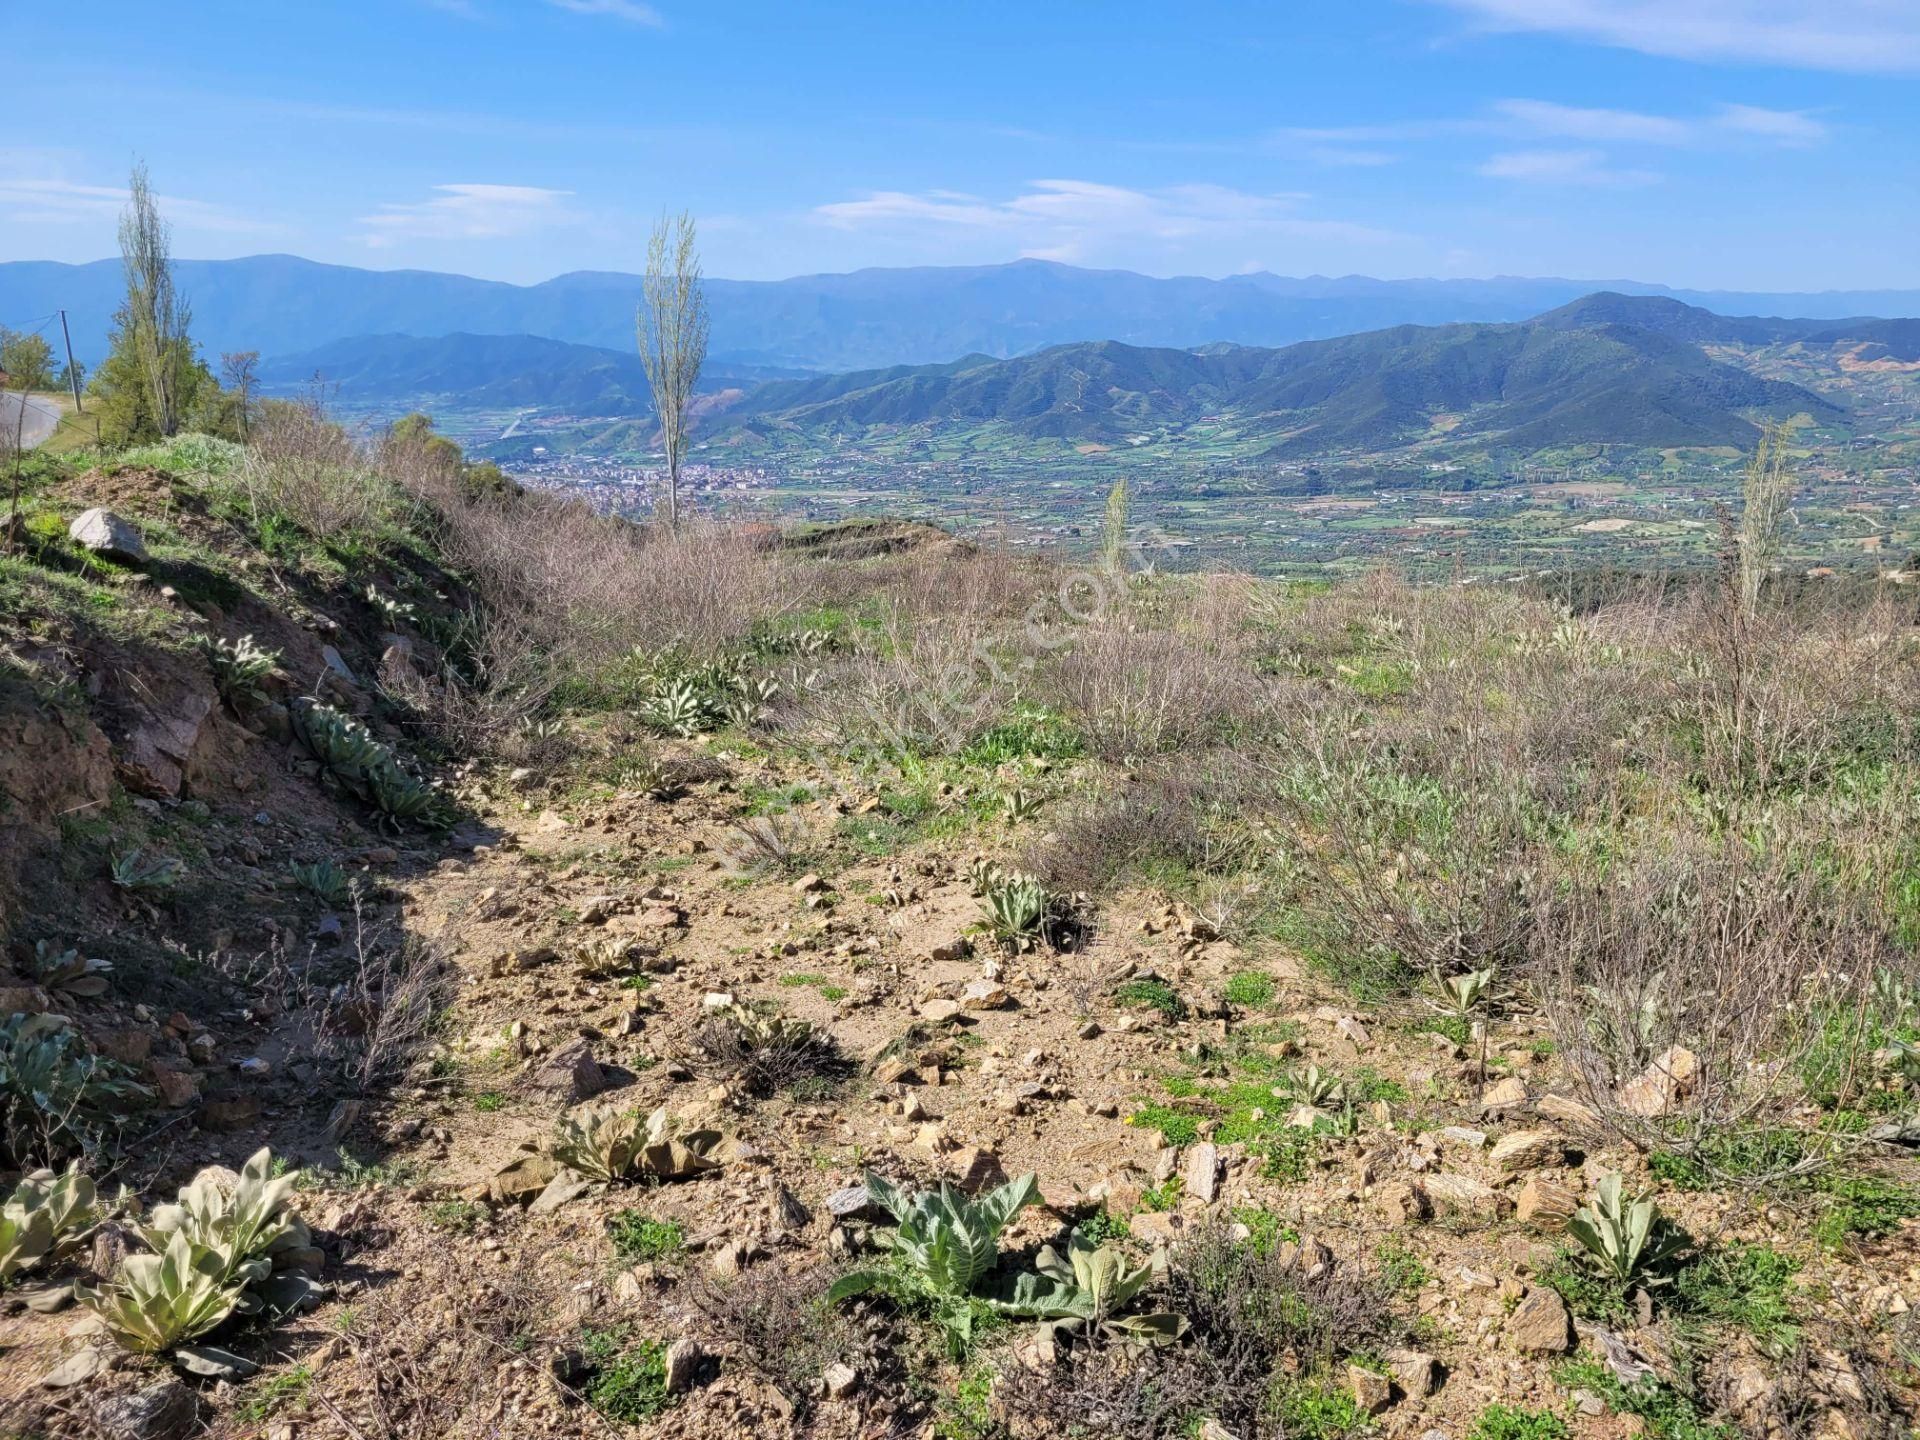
[[92, 1379, 198, 1439], [1618, 1045, 1699, 1118], [529, 1041, 604, 1103], [1421, 1172, 1510, 1221], [1514, 1174, 1579, 1231], [917, 998, 962, 1023], [1347, 1363, 1392, 1415], [1507, 1286, 1572, 1353], [823, 1361, 860, 1398], [1490, 1131, 1567, 1173], [1479, 1076, 1528, 1110], [1388, 1349, 1439, 1401], [961, 978, 1010, 1010], [663, 1336, 705, 1394], [69, 508, 146, 564], [1184, 1142, 1223, 1205]]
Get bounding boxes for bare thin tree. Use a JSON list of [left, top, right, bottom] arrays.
[[118, 163, 191, 438], [221, 349, 260, 441], [637, 210, 709, 529], [1738, 421, 1793, 619]]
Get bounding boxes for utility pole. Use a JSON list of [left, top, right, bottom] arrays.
[[57, 310, 83, 412]]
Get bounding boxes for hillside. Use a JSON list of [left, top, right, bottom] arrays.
[[720, 297, 1845, 454], [1, 425, 1916, 1440], [7, 253, 1920, 374]]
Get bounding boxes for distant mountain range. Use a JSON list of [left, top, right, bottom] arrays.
[[5, 253, 1920, 375], [256, 332, 799, 414], [714, 293, 1849, 455]]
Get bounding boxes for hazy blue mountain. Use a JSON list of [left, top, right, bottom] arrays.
[[5, 254, 1917, 375], [256, 332, 801, 413], [720, 294, 1847, 453]]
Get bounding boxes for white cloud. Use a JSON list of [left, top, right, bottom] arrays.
[[1493, 100, 1695, 145], [1714, 102, 1830, 143], [1497, 97, 1829, 146], [0, 160, 271, 234], [357, 183, 578, 247], [813, 179, 1398, 257], [1478, 148, 1664, 186], [547, 0, 663, 26], [1430, 0, 1920, 72]]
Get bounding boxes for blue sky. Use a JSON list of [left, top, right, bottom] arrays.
[[4, 1, 1916, 289]]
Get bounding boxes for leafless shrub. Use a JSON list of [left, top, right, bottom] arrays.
[[1046, 619, 1267, 761], [1528, 835, 1907, 1182], [687, 1262, 873, 1417], [692, 1005, 846, 1099], [991, 1220, 1396, 1440], [317, 1240, 561, 1439], [240, 396, 406, 542], [309, 912, 456, 1094], [789, 606, 1013, 760], [422, 492, 792, 670], [1024, 762, 1245, 894], [378, 611, 564, 762]]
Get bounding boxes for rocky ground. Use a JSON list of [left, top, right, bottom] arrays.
[[1, 446, 1917, 1440]]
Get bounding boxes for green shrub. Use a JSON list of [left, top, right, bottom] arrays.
[[1470, 1404, 1569, 1440], [579, 1328, 673, 1422], [1114, 978, 1185, 1019], [1812, 1174, 1920, 1249], [607, 1211, 686, 1263], [1223, 970, 1277, 1008], [1672, 1243, 1800, 1352]]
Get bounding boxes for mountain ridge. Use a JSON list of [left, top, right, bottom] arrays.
[[6, 253, 1919, 376]]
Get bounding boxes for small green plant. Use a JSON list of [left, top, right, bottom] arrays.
[[607, 1210, 686, 1263], [1554, 1358, 1734, 1440], [473, 1091, 505, 1113], [547, 1103, 723, 1184], [1223, 970, 1277, 1008], [0, 1014, 149, 1164], [289, 859, 354, 905], [1114, 977, 1185, 1020], [109, 846, 182, 892], [1272, 1382, 1368, 1440], [238, 1365, 314, 1423], [992, 1226, 1185, 1344], [1671, 1243, 1800, 1353], [978, 871, 1054, 952], [999, 788, 1042, 824], [0, 1167, 104, 1288], [1565, 1172, 1688, 1289], [1374, 1235, 1431, 1295], [827, 1170, 1038, 1355], [293, 702, 451, 828], [1279, 1064, 1347, 1109], [1470, 1404, 1570, 1440], [425, 1200, 485, 1234], [642, 677, 710, 738], [28, 941, 112, 999], [1812, 1173, 1920, 1249], [579, 1327, 674, 1422], [201, 634, 280, 712], [76, 1229, 252, 1354]]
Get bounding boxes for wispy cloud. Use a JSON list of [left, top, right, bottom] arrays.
[[1714, 103, 1829, 144], [357, 183, 579, 247], [547, 0, 663, 26], [1496, 98, 1829, 146], [1429, 0, 1920, 72], [813, 178, 1397, 264], [0, 158, 272, 233], [1477, 148, 1663, 187]]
